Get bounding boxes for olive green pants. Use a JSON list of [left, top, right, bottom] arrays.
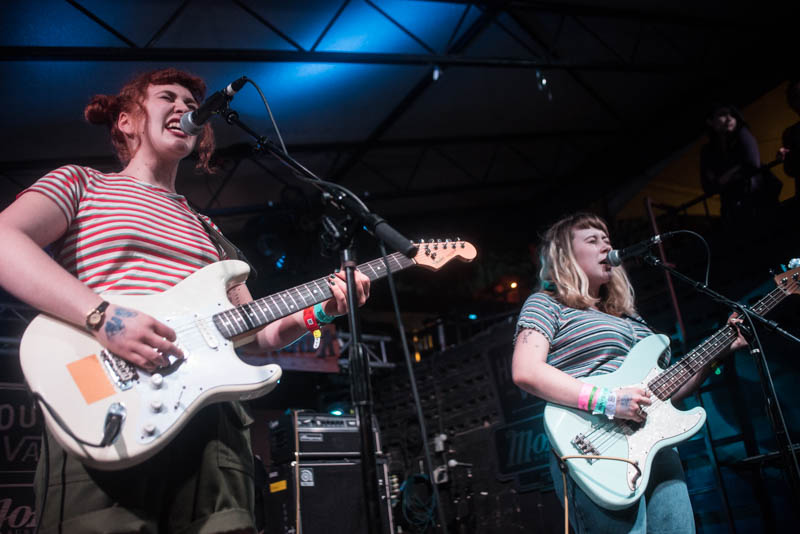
[[35, 403, 256, 534]]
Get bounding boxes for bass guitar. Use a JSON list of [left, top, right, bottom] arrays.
[[543, 261, 799, 510], [20, 240, 476, 470]]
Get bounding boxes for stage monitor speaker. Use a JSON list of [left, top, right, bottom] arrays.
[[268, 410, 381, 464], [264, 458, 393, 534]]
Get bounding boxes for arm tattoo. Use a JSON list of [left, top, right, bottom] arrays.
[[518, 329, 534, 344], [619, 394, 632, 411], [104, 316, 125, 338], [104, 308, 138, 338]]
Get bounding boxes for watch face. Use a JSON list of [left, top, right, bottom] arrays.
[[87, 306, 106, 330], [88, 312, 102, 328]]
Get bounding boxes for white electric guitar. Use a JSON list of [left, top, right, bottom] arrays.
[[544, 260, 800, 510], [20, 240, 476, 470]]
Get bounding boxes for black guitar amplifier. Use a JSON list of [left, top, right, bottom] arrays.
[[268, 410, 381, 465], [263, 458, 394, 534]]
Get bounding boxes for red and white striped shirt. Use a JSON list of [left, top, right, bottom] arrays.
[[23, 165, 222, 295]]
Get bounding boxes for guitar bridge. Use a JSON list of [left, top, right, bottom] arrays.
[[101, 349, 138, 390], [571, 433, 600, 462]]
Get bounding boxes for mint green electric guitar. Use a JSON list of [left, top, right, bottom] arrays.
[[543, 260, 799, 510]]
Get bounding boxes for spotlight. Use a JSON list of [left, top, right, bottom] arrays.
[[432, 65, 441, 81], [468, 313, 478, 320], [510, 282, 518, 289]]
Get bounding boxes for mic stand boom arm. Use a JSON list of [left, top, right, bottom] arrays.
[[219, 107, 417, 257], [642, 256, 800, 345], [642, 254, 800, 508], [218, 106, 416, 533]]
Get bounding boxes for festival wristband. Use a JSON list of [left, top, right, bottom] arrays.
[[587, 386, 598, 411], [578, 383, 593, 411], [314, 302, 336, 324], [593, 388, 610, 415], [604, 392, 617, 420], [302, 307, 322, 349]]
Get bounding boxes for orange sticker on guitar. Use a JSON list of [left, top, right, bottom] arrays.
[[67, 354, 116, 404]]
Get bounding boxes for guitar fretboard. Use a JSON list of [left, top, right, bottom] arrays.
[[648, 273, 797, 400], [211, 252, 416, 339]]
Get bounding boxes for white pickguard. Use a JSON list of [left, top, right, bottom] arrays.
[[543, 335, 706, 510], [19, 260, 282, 471]]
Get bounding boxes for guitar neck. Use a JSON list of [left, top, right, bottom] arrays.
[[212, 252, 416, 339], [649, 283, 790, 400]]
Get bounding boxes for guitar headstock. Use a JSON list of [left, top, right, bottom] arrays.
[[774, 258, 800, 296], [412, 239, 477, 270]]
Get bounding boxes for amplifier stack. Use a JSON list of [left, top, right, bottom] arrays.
[[264, 410, 394, 534]]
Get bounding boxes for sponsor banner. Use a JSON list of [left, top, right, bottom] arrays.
[[0, 490, 37, 534], [0, 382, 41, 534], [493, 412, 552, 490], [487, 342, 547, 422], [240, 324, 341, 373], [0, 383, 41, 472]]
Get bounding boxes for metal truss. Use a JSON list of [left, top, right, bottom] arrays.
[[337, 332, 396, 370], [0, 301, 35, 356], [0, 0, 787, 213]]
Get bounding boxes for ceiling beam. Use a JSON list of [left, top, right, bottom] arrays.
[[419, 0, 775, 29], [0, 128, 616, 174], [0, 46, 772, 73]]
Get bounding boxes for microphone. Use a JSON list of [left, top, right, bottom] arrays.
[[447, 459, 473, 468], [606, 232, 675, 267], [179, 76, 247, 136]]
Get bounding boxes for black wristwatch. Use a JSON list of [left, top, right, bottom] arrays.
[[85, 301, 110, 331]]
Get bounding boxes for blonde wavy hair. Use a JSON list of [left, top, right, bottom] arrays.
[[538, 212, 636, 317]]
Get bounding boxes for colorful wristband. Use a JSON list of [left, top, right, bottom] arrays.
[[587, 386, 598, 411], [604, 392, 617, 420], [593, 388, 610, 415], [578, 383, 593, 411], [314, 302, 336, 324], [302, 306, 322, 349]]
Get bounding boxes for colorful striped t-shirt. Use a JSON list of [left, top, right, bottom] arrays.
[[515, 292, 666, 378], [22, 165, 222, 295]]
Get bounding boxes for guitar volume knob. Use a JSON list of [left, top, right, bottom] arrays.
[[150, 373, 164, 389]]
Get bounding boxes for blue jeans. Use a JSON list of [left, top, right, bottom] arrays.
[[549, 447, 695, 534]]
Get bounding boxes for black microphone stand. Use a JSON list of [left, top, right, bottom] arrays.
[[642, 254, 800, 508], [218, 106, 418, 533]]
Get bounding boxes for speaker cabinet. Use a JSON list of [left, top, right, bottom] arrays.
[[264, 458, 393, 534], [269, 410, 381, 464]]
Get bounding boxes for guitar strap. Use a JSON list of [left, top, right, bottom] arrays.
[[190, 207, 259, 280], [624, 313, 670, 368]]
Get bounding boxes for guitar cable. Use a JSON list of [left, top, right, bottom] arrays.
[[554, 450, 642, 534], [31, 392, 118, 448], [31, 390, 124, 534]]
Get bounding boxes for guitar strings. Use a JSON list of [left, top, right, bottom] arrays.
[[569, 275, 798, 461], [579, 400, 661, 457]]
